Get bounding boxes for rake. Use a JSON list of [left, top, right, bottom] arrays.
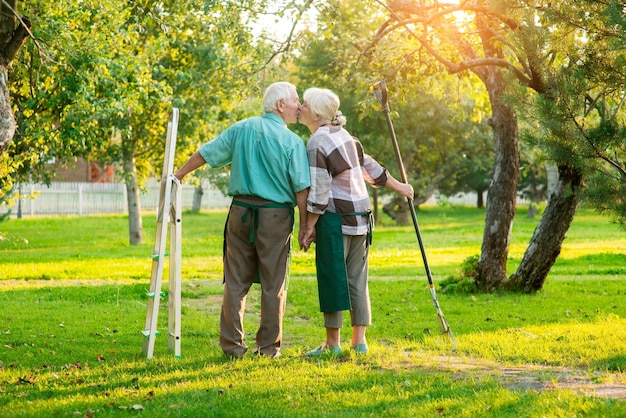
[[373, 80, 456, 350]]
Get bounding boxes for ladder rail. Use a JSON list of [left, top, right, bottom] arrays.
[[142, 185, 171, 359], [168, 176, 182, 358]]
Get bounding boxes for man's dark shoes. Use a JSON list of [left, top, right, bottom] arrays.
[[225, 346, 247, 359]]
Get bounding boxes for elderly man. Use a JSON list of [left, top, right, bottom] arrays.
[[174, 82, 310, 359]]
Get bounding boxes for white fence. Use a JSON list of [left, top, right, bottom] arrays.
[[1, 180, 232, 218], [1, 182, 531, 218]]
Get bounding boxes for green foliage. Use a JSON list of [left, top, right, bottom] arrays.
[[291, 0, 494, 206], [515, 0, 626, 226], [2, 0, 284, 202], [517, 131, 549, 204], [440, 255, 479, 294]]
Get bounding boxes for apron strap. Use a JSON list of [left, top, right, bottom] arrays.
[[231, 199, 294, 246], [343, 210, 374, 247]]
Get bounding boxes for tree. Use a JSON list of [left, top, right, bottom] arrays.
[[367, 1, 526, 290], [7, 0, 172, 244], [368, 0, 626, 293], [1, 1, 99, 204], [5, 0, 276, 245], [438, 118, 494, 209], [0, 0, 30, 209], [542, 1, 626, 228], [292, 0, 490, 223], [507, 1, 626, 291]]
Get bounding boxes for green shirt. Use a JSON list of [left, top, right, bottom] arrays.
[[199, 113, 310, 206]]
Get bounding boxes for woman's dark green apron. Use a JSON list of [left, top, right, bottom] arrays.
[[315, 212, 350, 312], [314, 210, 372, 313]]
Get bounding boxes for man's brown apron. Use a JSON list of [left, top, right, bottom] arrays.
[[224, 198, 294, 284]]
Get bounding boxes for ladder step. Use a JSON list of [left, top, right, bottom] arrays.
[[146, 291, 166, 298], [141, 329, 160, 338]]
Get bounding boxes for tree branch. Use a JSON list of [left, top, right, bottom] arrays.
[[611, 91, 626, 120], [262, 0, 315, 67], [365, 0, 533, 86], [4, 15, 31, 63], [563, 90, 626, 178]]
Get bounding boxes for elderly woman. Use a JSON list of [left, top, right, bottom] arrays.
[[299, 87, 414, 356]]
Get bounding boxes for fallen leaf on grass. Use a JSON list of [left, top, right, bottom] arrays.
[[16, 375, 37, 385], [62, 362, 82, 370]]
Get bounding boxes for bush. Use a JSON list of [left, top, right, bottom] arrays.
[[439, 254, 479, 293]]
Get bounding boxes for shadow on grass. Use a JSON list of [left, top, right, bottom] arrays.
[[4, 349, 622, 417], [2, 280, 625, 417], [553, 253, 626, 275]]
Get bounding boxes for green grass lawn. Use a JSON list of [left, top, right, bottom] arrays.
[[0, 206, 625, 417]]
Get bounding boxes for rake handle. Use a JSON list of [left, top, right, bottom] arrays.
[[372, 80, 456, 347], [373, 81, 409, 185], [373, 81, 434, 285]]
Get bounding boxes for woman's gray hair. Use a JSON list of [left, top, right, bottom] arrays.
[[262, 82, 298, 113], [303, 87, 347, 126]]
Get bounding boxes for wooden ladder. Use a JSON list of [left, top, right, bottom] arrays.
[[141, 108, 182, 360]]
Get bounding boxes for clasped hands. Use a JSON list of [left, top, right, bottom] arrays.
[[298, 227, 316, 252]]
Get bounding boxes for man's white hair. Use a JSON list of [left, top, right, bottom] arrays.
[[262, 82, 298, 113]]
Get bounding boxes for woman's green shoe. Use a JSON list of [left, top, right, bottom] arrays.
[[305, 344, 342, 357], [351, 343, 369, 354]]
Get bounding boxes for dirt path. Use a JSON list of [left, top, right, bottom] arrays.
[[416, 354, 626, 400]]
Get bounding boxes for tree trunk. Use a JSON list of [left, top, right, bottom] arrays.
[[382, 196, 410, 225], [123, 151, 143, 245], [475, 68, 520, 291], [192, 184, 203, 211], [1, 6, 31, 154], [0, 67, 14, 153], [506, 164, 583, 292], [382, 176, 439, 224], [476, 189, 484, 208]]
